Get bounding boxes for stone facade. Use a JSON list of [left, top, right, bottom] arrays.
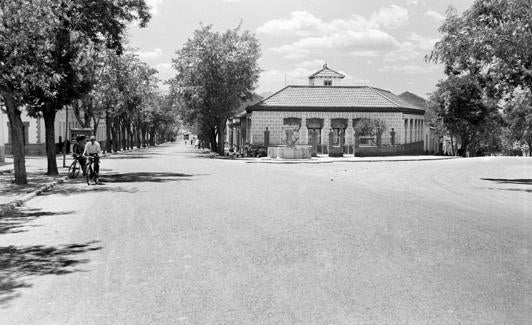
[[250, 110, 425, 147]]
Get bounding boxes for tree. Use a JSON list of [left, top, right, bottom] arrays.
[[171, 25, 261, 155], [0, 0, 58, 184], [504, 89, 532, 151], [428, 1, 532, 155], [28, 0, 151, 175], [428, 75, 497, 156]]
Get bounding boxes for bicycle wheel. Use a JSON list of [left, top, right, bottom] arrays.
[[68, 161, 80, 179], [86, 165, 91, 185]]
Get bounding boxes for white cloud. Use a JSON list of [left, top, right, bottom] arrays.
[[260, 8, 407, 60], [383, 33, 438, 63], [425, 10, 445, 21], [379, 63, 440, 74], [137, 48, 163, 60], [270, 29, 400, 59], [371, 5, 409, 29], [257, 6, 408, 37], [256, 11, 324, 36], [155, 62, 172, 72], [146, 0, 165, 15]]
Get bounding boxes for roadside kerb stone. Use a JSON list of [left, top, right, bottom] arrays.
[[245, 156, 458, 164]]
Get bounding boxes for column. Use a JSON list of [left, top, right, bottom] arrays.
[[404, 119, 408, 145], [345, 118, 354, 154], [299, 116, 308, 145], [409, 119, 413, 144], [318, 117, 331, 153]]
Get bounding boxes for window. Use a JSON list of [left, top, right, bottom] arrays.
[[324, 80, 332, 86]]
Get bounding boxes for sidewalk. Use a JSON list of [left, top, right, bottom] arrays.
[[0, 156, 68, 206], [245, 155, 458, 164], [0, 147, 146, 211]]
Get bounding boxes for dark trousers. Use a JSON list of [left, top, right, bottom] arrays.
[[77, 156, 87, 174], [88, 155, 100, 175]]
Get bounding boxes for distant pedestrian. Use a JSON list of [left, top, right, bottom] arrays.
[[195, 138, 200, 148]]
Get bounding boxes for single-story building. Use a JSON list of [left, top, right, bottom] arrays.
[[242, 64, 427, 156], [2, 108, 107, 156]]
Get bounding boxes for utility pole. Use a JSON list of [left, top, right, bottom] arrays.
[[62, 106, 68, 168]]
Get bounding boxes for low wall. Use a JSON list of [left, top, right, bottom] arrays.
[[355, 142, 424, 157], [5, 143, 46, 156]]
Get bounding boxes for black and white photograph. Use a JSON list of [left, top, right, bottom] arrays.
[[0, 0, 531, 323]]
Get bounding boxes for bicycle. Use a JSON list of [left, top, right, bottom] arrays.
[[85, 155, 100, 185], [67, 155, 83, 179]]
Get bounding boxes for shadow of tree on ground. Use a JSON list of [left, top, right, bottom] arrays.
[[482, 178, 532, 185], [41, 183, 139, 196], [99, 172, 195, 184], [0, 240, 102, 306], [105, 155, 154, 160], [0, 208, 74, 235]]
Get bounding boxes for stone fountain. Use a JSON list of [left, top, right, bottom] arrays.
[[267, 125, 312, 159]]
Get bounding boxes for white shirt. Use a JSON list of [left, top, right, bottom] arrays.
[[83, 141, 101, 155]]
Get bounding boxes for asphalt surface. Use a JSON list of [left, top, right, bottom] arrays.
[[0, 143, 531, 324]]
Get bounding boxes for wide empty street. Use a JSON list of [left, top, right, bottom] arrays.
[[1, 143, 531, 324]]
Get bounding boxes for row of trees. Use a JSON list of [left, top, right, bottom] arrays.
[[170, 25, 261, 155], [1, 0, 178, 184], [427, 0, 532, 157], [72, 49, 178, 154]]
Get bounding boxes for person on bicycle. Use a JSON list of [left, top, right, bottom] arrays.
[[83, 135, 101, 180], [73, 135, 87, 176]]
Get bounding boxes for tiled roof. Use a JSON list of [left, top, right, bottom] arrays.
[[251, 86, 424, 113], [398, 91, 427, 110], [309, 66, 345, 79]]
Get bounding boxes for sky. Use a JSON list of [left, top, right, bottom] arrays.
[[128, 0, 475, 98]]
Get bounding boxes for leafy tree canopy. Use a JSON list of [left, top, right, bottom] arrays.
[[429, 0, 532, 97], [171, 24, 261, 153]]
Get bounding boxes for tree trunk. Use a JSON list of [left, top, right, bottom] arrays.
[[43, 109, 58, 176], [105, 113, 112, 153], [113, 119, 119, 152], [121, 124, 126, 150], [136, 126, 141, 149], [141, 127, 147, 147], [217, 122, 226, 155], [128, 127, 133, 149], [149, 130, 156, 146], [3, 92, 27, 184]]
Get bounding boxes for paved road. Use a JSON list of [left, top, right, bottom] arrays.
[[1, 143, 531, 324]]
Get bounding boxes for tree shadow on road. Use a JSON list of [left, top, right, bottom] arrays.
[[99, 172, 195, 184], [0, 240, 102, 306], [482, 178, 532, 185], [105, 155, 154, 160], [41, 183, 140, 196], [0, 208, 74, 235]]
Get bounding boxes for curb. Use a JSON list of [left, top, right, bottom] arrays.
[[0, 176, 68, 217], [245, 157, 458, 164], [0, 146, 148, 217]]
